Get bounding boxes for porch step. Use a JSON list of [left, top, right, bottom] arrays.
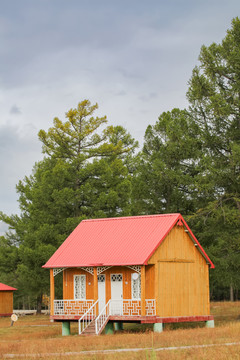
[[80, 317, 109, 336], [81, 319, 97, 336]]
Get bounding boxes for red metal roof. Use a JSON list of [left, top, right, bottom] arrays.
[[0, 283, 17, 291], [43, 214, 214, 269]]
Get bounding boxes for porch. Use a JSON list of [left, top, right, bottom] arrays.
[[51, 298, 214, 336], [49, 265, 155, 321]]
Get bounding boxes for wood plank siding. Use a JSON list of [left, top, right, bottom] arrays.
[[0, 291, 13, 315], [148, 225, 210, 317]]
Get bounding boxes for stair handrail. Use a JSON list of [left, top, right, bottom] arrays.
[[78, 299, 99, 335], [95, 299, 111, 335]]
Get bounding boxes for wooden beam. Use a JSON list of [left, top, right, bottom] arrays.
[[157, 259, 194, 263], [50, 269, 55, 316], [155, 263, 159, 316], [141, 265, 146, 316], [206, 266, 210, 315], [93, 267, 98, 315]]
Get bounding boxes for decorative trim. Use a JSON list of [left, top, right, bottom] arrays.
[[97, 266, 112, 275], [126, 265, 141, 274], [54, 299, 93, 316], [131, 273, 141, 299], [79, 267, 94, 275], [53, 268, 65, 277], [74, 275, 86, 300]]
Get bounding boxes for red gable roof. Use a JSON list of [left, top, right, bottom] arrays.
[[0, 283, 17, 291], [43, 213, 214, 269]]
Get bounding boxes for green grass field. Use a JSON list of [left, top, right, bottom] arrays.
[[0, 302, 240, 359]]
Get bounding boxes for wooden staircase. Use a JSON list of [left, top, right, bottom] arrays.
[[80, 316, 109, 336], [81, 318, 97, 336]]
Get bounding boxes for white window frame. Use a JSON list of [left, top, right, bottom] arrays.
[[131, 273, 141, 300], [74, 274, 86, 300]]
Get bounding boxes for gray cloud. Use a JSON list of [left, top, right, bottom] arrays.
[[10, 105, 21, 115], [0, 123, 42, 216]]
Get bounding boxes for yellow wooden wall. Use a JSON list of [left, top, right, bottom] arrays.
[[0, 291, 13, 315], [145, 265, 155, 299], [148, 225, 210, 317], [63, 266, 154, 301]]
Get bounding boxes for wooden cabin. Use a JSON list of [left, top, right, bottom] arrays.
[[0, 283, 17, 317], [43, 214, 215, 335]]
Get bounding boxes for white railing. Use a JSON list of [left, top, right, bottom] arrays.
[[95, 300, 111, 335], [54, 299, 94, 316], [109, 299, 141, 316], [76, 299, 156, 335], [109, 299, 156, 316], [146, 299, 156, 316], [54, 299, 155, 317], [78, 300, 99, 335]]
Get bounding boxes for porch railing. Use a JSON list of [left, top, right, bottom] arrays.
[[78, 300, 99, 335], [109, 299, 156, 316], [95, 300, 111, 335], [95, 299, 156, 335], [54, 299, 155, 317], [54, 299, 94, 316], [145, 299, 156, 316]]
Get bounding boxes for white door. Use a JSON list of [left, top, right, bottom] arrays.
[[98, 274, 106, 313], [111, 274, 123, 315]]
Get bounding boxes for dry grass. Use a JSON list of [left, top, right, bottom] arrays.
[[0, 302, 240, 359]]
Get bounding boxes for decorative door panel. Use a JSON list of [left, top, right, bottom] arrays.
[[131, 273, 141, 299], [74, 275, 86, 300]]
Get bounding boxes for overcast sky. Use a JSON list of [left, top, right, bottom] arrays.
[[0, 0, 239, 233]]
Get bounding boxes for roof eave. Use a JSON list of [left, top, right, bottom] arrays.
[[181, 217, 215, 269]]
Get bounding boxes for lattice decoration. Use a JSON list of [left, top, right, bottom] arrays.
[[97, 266, 112, 275], [145, 299, 156, 316], [97, 274, 105, 282], [53, 268, 65, 277], [131, 274, 141, 299], [79, 267, 94, 275], [111, 274, 123, 282], [74, 275, 86, 299], [54, 299, 94, 316], [126, 265, 141, 274], [123, 300, 141, 316]]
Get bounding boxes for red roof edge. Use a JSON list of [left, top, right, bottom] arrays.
[[144, 214, 181, 265], [180, 216, 215, 269], [0, 283, 17, 291]]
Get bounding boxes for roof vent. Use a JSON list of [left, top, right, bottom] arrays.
[[177, 219, 183, 226]]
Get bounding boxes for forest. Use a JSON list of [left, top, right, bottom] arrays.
[[0, 18, 239, 310]]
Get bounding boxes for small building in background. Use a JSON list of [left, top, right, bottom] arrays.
[[0, 283, 17, 316]]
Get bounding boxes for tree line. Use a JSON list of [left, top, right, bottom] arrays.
[[0, 18, 240, 310]]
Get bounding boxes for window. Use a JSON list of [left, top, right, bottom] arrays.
[[131, 273, 141, 299], [74, 275, 86, 299]]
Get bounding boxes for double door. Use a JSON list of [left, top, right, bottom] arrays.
[[98, 273, 123, 314]]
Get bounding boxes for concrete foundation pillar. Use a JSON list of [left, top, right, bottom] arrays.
[[115, 322, 123, 331], [206, 320, 215, 328], [62, 321, 70, 336], [153, 322, 163, 333], [105, 322, 114, 334]]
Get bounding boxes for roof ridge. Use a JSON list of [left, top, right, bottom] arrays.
[[82, 213, 180, 222]]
